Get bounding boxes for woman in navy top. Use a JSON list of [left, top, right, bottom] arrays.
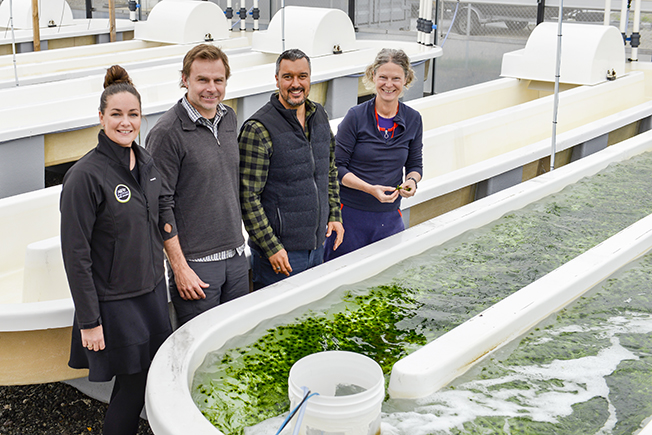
[[324, 48, 423, 261]]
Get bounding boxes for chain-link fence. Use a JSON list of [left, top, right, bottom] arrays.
[[66, 0, 158, 19]]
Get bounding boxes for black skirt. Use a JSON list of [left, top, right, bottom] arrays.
[[69, 279, 172, 382]]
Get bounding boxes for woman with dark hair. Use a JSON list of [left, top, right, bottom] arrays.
[[324, 48, 423, 261], [60, 65, 171, 435]]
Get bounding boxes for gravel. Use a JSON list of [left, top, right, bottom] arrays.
[[0, 383, 154, 435]]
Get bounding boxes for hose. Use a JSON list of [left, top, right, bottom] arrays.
[[441, 1, 460, 47], [274, 387, 320, 435]]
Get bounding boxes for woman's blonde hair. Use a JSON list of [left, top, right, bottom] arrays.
[[363, 48, 415, 92]]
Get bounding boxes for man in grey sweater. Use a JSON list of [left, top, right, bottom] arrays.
[[146, 44, 248, 325]]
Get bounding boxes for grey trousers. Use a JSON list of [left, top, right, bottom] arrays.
[[168, 252, 249, 325]]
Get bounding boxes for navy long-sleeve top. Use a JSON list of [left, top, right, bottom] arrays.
[[335, 97, 424, 212]]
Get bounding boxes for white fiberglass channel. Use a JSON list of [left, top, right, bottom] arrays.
[[382, 226, 652, 434], [145, 129, 652, 435]]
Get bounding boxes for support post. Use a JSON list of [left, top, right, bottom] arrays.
[[109, 0, 116, 43], [536, 0, 546, 24], [348, 0, 356, 30], [31, 0, 40, 52]]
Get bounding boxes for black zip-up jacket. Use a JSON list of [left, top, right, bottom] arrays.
[[60, 131, 165, 329]]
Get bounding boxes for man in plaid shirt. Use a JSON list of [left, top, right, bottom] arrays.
[[239, 49, 344, 290]]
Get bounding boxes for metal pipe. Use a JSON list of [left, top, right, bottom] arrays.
[[240, 0, 247, 31], [466, 4, 471, 37], [281, 0, 285, 52], [537, 0, 546, 24], [226, 0, 233, 30], [418, 0, 425, 44], [425, 0, 434, 45], [631, 0, 641, 60], [31, 0, 40, 51], [430, 0, 440, 94], [604, 0, 612, 25], [348, 0, 356, 30], [9, 0, 19, 86], [619, 0, 628, 37], [550, 0, 564, 171], [253, 0, 259, 31], [85, 0, 92, 19]]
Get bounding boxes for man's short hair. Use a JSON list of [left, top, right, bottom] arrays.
[[275, 48, 311, 76], [180, 44, 231, 88]]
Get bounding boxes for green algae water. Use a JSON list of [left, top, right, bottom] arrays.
[[381, 251, 652, 434], [192, 151, 652, 435]]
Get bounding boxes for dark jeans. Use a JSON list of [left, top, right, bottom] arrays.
[[251, 245, 325, 290], [168, 252, 249, 325]]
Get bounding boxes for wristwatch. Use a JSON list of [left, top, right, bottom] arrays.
[[406, 177, 418, 190]]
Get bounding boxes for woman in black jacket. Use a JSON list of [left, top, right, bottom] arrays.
[[60, 65, 171, 435]]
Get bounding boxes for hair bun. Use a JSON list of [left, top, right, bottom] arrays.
[[104, 65, 133, 89]]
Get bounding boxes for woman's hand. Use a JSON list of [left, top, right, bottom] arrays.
[[367, 184, 400, 203], [81, 325, 105, 352], [398, 178, 417, 198]]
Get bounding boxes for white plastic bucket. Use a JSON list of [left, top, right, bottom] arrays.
[[287, 351, 384, 435]]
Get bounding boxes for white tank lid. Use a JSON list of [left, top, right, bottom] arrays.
[[252, 6, 356, 57], [134, 0, 229, 44], [0, 0, 74, 30], [501, 22, 625, 85]]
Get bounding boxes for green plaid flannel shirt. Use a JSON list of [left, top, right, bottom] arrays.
[[239, 99, 342, 258]]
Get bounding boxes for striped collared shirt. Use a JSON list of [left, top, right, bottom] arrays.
[[181, 95, 227, 142], [181, 95, 246, 262]]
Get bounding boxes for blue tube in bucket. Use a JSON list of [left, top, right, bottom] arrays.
[[287, 351, 384, 435]]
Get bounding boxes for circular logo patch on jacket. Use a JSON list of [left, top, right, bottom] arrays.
[[114, 184, 131, 203]]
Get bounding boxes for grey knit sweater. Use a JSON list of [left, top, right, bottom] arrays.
[[146, 100, 244, 259]]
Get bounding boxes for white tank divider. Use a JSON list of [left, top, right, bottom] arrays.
[[0, 40, 156, 68], [0, 0, 73, 29], [389, 186, 652, 398], [251, 6, 356, 57], [22, 236, 70, 304], [145, 129, 652, 435], [501, 22, 625, 85], [641, 420, 652, 434], [134, 0, 229, 44]]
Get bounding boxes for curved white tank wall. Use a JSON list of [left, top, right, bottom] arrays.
[[252, 6, 356, 57], [501, 22, 625, 85], [145, 130, 652, 435], [0, 0, 74, 30], [134, 0, 229, 44]]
